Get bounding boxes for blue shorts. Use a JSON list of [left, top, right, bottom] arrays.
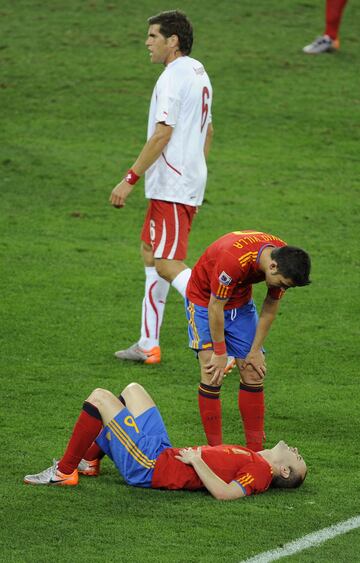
[[96, 406, 172, 488], [185, 298, 259, 359]]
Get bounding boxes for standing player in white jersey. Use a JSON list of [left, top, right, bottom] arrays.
[[110, 10, 213, 365]]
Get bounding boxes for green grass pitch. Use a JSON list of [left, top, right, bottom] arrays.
[[1, 0, 360, 561]]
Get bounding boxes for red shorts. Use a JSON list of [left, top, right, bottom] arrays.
[[141, 200, 197, 260]]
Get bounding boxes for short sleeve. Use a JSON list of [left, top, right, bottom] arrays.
[[232, 462, 272, 496], [210, 252, 245, 301], [155, 73, 181, 126]]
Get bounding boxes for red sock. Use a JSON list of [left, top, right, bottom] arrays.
[[238, 383, 265, 452], [198, 383, 222, 446], [58, 402, 103, 474], [325, 0, 348, 39], [83, 393, 126, 461], [83, 439, 105, 461]]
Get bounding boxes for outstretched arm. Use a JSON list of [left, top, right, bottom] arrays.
[[176, 447, 245, 500], [109, 122, 173, 208]]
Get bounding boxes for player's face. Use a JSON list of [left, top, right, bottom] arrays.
[[265, 263, 294, 291], [274, 440, 307, 476], [145, 24, 174, 65]]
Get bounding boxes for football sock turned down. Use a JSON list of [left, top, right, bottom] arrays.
[[238, 382, 265, 452], [198, 383, 222, 446], [58, 401, 103, 475], [83, 394, 126, 461], [138, 267, 170, 350], [325, 0, 348, 39]]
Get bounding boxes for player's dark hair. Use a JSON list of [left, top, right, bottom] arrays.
[[271, 467, 307, 489], [271, 246, 311, 287], [148, 10, 193, 55]]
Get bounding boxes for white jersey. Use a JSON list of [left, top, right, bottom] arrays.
[[145, 56, 212, 207]]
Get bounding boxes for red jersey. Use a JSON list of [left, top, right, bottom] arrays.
[[151, 445, 272, 496], [186, 231, 287, 309]]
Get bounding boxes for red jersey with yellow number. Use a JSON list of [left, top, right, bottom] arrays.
[[186, 231, 287, 309], [151, 445, 272, 495]]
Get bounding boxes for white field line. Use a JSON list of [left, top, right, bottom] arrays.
[[241, 515, 360, 563]]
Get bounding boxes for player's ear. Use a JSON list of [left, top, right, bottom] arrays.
[[269, 260, 278, 273], [168, 34, 179, 48], [279, 465, 290, 479]]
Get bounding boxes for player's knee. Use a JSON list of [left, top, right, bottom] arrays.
[[199, 367, 213, 386], [123, 382, 142, 394], [240, 364, 264, 385], [200, 374, 213, 386], [87, 387, 111, 407], [154, 259, 170, 280], [122, 383, 155, 412], [198, 352, 214, 385], [121, 382, 144, 400]]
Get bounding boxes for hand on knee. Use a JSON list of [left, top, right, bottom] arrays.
[[240, 364, 264, 386], [241, 350, 266, 379]]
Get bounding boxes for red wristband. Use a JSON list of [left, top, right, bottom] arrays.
[[213, 341, 226, 355], [124, 168, 140, 185]]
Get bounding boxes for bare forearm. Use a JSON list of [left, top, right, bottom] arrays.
[[110, 124, 172, 208], [191, 457, 239, 500], [132, 133, 170, 176], [176, 448, 244, 500], [208, 296, 226, 343], [250, 298, 279, 352], [209, 305, 225, 342]]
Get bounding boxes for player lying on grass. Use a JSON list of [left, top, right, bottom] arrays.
[[24, 383, 307, 500]]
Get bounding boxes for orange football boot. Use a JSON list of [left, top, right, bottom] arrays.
[[78, 458, 101, 476], [24, 460, 78, 486], [115, 343, 161, 364]]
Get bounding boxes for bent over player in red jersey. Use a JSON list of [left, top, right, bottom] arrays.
[[186, 230, 311, 451], [24, 383, 307, 499]]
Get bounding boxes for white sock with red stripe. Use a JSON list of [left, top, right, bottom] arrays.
[[139, 267, 170, 350], [171, 268, 192, 298]]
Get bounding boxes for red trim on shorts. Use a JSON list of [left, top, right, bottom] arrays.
[[141, 200, 196, 260], [161, 152, 182, 176]]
